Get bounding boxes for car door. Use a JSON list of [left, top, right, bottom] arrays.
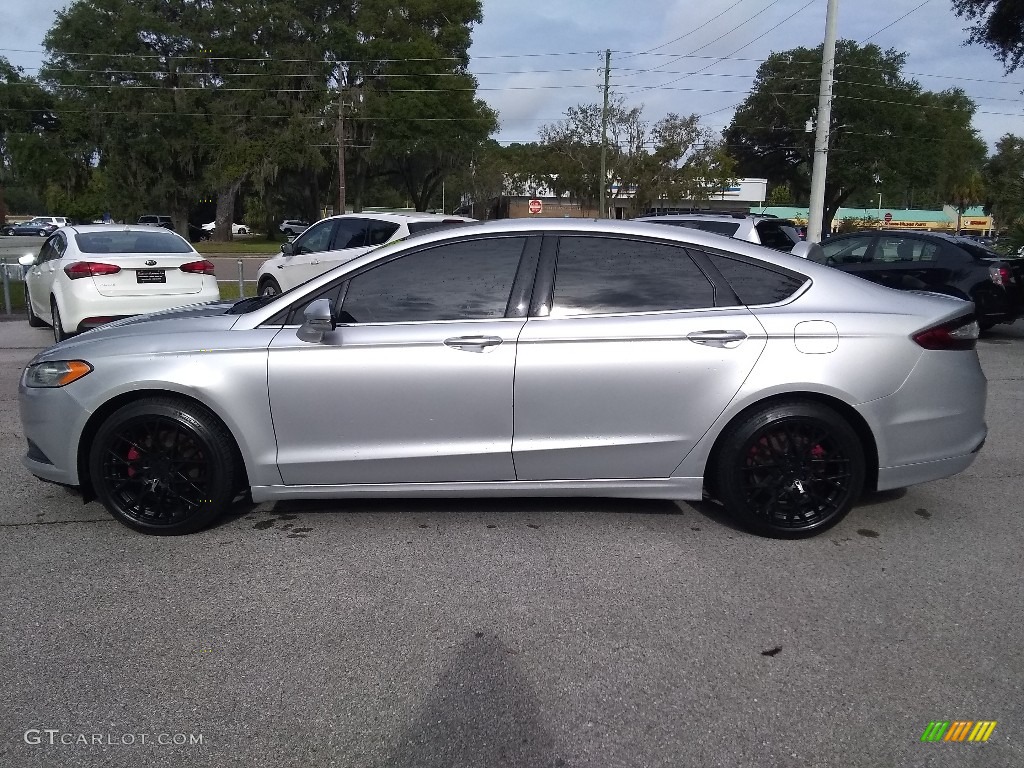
[[28, 235, 65, 320], [868, 234, 944, 290], [267, 234, 539, 486], [274, 219, 339, 287], [512, 234, 767, 481]]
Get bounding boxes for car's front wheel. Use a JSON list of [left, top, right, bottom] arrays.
[[258, 277, 282, 297], [88, 398, 239, 535], [25, 287, 44, 327], [713, 401, 865, 538]]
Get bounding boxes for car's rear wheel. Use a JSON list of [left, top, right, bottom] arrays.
[[89, 398, 238, 535], [38, 230, 48, 237], [50, 298, 69, 343], [258, 277, 282, 297], [713, 401, 865, 538], [25, 287, 44, 327]]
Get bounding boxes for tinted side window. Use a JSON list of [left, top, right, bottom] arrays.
[[341, 237, 526, 323], [876, 236, 938, 262], [366, 221, 400, 246], [38, 240, 59, 263], [705, 253, 807, 305], [819, 235, 873, 264], [293, 221, 335, 254], [661, 220, 741, 237], [755, 221, 799, 250], [550, 236, 715, 316], [332, 219, 371, 249]]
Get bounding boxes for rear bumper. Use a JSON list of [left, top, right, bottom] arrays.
[[876, 439, 985, 492]]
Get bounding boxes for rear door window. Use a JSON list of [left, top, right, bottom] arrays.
[[875, 236, 939, 262], [703, 253, 807, 305], [331, 219, 372, 249], [550, 236, 715, 315]]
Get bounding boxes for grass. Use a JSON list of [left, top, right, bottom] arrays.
[[1, 279, 26, 313], [196, 239, 284, 254], [216, 280, 258, 300]]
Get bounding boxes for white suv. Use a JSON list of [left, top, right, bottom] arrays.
[[635, 213, 821, 258], [257, 212, 474, 295]]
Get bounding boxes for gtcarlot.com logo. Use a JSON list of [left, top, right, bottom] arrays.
[[920, 720, 997, 743], [24, 729, 204, 747]]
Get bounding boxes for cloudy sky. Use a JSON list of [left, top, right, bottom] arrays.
[[2, 0, 1022, 150]]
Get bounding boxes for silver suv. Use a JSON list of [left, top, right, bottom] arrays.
[[635, 213, 818, 256]]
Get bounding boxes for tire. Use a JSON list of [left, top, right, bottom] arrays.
[[258, 277, 282, 297], [51, 298, 70, 343], [26, 287, 44, 327], [38, 230, 48, 237], [978, 319, 996, 331], [237, 227, 248, 235], [88, 397, 239, 535], [713, 401, 865, 538]]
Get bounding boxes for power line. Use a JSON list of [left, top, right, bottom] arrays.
[[859, 0, 934, 45], [616, 0, 751, 61]]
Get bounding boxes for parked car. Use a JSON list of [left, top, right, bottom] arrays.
[[257, 212, 474, 296], [19, 219, 986, 539], [634, 213, 821, 259], [3, 217, 68, 237], [19, 224, 221, 343], [137, 215, 174, 229], [810, 230, 1024, 329], [202, 221, 249, 235], [278, 219, 310, 237]]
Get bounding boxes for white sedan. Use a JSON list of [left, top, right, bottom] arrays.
[[201, 221, 249, 235], [20, 224, 221, 343]]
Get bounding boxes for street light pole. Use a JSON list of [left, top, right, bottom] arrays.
[[806, 0, 840, 243]]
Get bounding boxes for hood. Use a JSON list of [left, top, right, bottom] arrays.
[[35, 301, 242, 360]]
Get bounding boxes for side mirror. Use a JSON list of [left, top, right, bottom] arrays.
[[280, 242, 294, 256], [19, 254, 37, 267], [296, 298, 336, 343]]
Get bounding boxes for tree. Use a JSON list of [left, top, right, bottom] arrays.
[[725, 40, 984, 234], [983, 134, 1024, 228], [540, 96, 734, 217], [952, 0, 1024, 72]]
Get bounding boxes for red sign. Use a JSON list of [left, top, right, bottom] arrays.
[[884, 212, 893, 224], [528, 199, 543, 215]]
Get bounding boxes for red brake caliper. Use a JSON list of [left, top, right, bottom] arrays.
[[126, 446, 140, 477]]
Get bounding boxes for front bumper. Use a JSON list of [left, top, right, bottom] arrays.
[[19, 377, 91, 487]]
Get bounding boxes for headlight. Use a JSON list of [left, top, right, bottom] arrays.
[[24, 360, 93, 388]]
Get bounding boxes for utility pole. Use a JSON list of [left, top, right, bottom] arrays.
[[337, 90, 346, 216], [806, 0, 840, 243], [599, 49, 610, 219]]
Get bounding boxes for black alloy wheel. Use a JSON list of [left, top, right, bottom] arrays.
[[89, 398, 238, 535], [714, 401, 865, 538], [258, 277, 281, 297]]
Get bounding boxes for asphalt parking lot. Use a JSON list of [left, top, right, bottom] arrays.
[[0, 317, 1021, 768]]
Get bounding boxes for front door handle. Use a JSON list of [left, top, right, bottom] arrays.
[[687, 329, 748, 348], [444, 335, 503, 353]]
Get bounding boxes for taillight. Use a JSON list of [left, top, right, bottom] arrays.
[[64, 261, 121, 279], [180, 260, 216, 275], [989, 265, 1013, 286], [912, 315, 980, 350]]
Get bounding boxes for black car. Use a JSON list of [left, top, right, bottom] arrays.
[[812, 230, 1024, 329], [2, 218, 61, 237]]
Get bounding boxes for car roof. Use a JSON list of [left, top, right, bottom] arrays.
[[323, 212, 474, 223]]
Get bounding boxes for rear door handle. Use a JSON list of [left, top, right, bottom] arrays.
[[687, 330, 748, 348], [444, 335, 503, 353]]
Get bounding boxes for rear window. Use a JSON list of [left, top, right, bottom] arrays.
[[954, 239, 1002, 260], [75, 231, 193, 254], [651, 220, 742, 237]]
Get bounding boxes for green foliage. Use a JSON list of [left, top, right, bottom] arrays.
[[953, 0, 1024, 72], [725, 40, 984, 233], [539, 95, 735, 216], [984, 134, 1024, 228], [767, 183, 794, 205], [835, 216, 881, 234]]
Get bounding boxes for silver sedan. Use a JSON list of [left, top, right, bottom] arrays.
[[18, 219, 987, 538]]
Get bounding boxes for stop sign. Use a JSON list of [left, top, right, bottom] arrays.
[[884, 212, 892, 224], [528, 199, 543, 215]]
